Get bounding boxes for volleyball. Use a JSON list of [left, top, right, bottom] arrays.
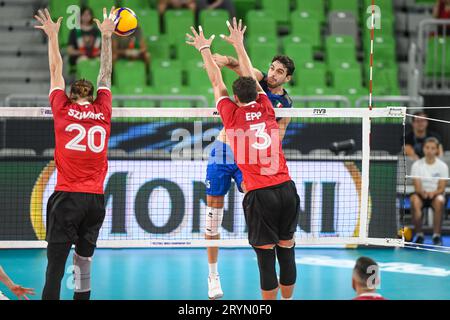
[[113, 7, 138, 36]]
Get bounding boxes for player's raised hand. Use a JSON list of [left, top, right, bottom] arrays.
[[34, 8, 63, 37], [186, 26, 216, 51], [10, 284, 35, 300], [212, 53, 229, 68], [220, 17, 247, 48], [93, 7, 118, 37]]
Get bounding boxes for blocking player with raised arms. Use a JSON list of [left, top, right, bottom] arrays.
[[34, 7, 117, 300], [186, 19, 300, 300], [202, 62, 294, 300], [203, 43, 295, 301]]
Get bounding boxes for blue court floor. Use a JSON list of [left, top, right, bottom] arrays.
[[0, 241, 449, 300]]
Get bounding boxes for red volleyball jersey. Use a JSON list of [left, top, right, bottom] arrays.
[[353, 293, 386, 300], [217, 92, 291, 192], [49, 87, 112, 194]]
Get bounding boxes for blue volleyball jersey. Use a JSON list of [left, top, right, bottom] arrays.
[[259, 73, 293, 110]]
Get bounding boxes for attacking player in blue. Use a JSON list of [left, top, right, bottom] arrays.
[[204, 51, 295, 299]]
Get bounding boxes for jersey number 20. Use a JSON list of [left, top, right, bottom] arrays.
[[65, 124, 106, 153], [250, 123, 272, 150]]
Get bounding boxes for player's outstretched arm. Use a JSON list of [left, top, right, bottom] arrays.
[[94, 7, 118, 88], [186, 26, 228, 101], [213, 53, 264, 81], [34, 9, 64, 91], [221, 18, 264, 93], [0, 266, 35, 300]]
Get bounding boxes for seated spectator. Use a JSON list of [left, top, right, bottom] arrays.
[[158, 0, 197, 15], [67, 7, 101, 68], [113, 27, 150, 70], [196, 0, 236, 18], [405, 112, 443, 160], [0, 265, 35, 300], [433, 0, 450, 35], [410, 137, 448, 246], [352, 257, 385, 300]]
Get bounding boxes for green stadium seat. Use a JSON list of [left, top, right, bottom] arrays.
[[199, 10, 230, 38], [341, 87, 366, 108], [329, 0, 359, 19], [114, 60, 147, 88], [188, 85, 215, 107], [222, 67, 239, 90], [425, 37, 450, 76], [261, 0, 290, 25], [234, 0, 257, 19], [76, 59, 100, 85], [110, 85, 121, 107], [295, 0, 325, 24], [362, 16, 395, 40], [364, 35, 396, 65], [160, 86, 193, 108], [118, 85, 157, 108], [296, 61, 327, 90], [246, 10, 277, 39], [186, 60, 212, 89], [151, 60, 183, 88], [325, 35, 357, 67], [136, 9, 159, 37], [362, 0, 394, 20], [331, 63, 363, 90], [282, 36, 314, 66], [212, 40, 238, 59], [290, 11, 321, 48], [176, 40, 201, 64], [371, 62, 400, 95], [247, 36, 279, 71], [146, 35, 170, 61], [86, 0, 117, 19], [49, 0, 81, 47], [164, 10, 195, 45], [120, 0, 150, 10]]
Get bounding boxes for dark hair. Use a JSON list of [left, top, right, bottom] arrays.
[[232, 77, 258, 104], [353, 257, 379, 287], [272, 55, 295, 76], [80, 6, 94, 25], [412, 111, 427, 122], [424, 136, 440, 148], [70, 79, 94, 103]]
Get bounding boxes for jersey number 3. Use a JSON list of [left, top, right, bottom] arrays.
[[250, 122, 272, 150], [65, 124, 106, 153]]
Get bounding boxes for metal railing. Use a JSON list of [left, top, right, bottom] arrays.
[[355, 95, 424, 109], [3, 94, 209, 108], [291, 95, 351, 108], [416, 19, 450, 94]]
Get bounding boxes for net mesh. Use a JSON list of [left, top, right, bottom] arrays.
[[0, 107, 405, 248]]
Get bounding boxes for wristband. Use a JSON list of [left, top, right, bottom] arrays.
[[199, 45, 211, 52]]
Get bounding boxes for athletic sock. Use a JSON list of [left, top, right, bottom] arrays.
[[209, 263, 218, 276], [74, 291, 91, 300]]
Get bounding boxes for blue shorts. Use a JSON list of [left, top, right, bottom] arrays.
[[206, 141, 244, 196]]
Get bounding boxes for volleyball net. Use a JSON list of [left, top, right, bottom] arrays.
[[0, 106, 406, 248]]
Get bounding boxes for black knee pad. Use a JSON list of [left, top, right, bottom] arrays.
[[276, 245, 296, 286], [253, 247, 278, 291]]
